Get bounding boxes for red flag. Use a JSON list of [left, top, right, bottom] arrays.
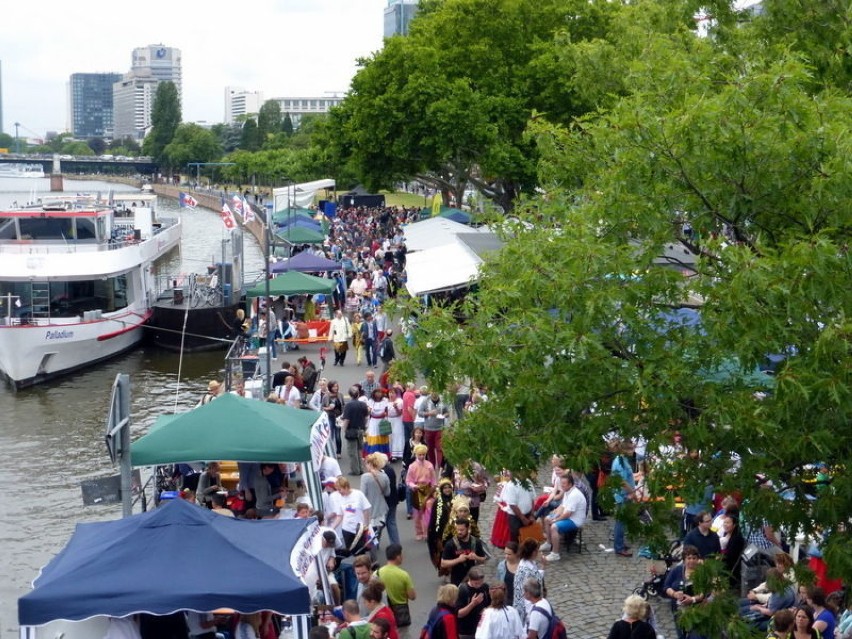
[[219, 203, 237, 230], [242, 196, 255, 224], [232, 195, 244, 220]]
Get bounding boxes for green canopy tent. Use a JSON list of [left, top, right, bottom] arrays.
[[274, 225, 327, 245], [131, 393, 317, 465], [271, 207, 318, 224], [131, 393, 325, 508], [245, 271, 336, 298]]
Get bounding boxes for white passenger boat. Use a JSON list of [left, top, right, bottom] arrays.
[[0, 162, 46, 178], [0, 193, 181, 388]]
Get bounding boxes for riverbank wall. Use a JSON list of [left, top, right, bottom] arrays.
[[151, 184, 269, 252]]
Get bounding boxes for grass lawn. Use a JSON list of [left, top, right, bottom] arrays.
[[381, 191, 429, 208]]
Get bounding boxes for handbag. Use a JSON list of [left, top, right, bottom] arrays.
[[518, 521, 545, 544], [378, 418, 392, 436], [390, 602, 411, 627], [412, 484, 432, 511]]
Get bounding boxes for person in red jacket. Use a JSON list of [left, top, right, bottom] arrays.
[[423, 584, 459, 639], [362, 582, 398, 639]]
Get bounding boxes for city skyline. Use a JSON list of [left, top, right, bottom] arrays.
[[0, 0, 387, 137]]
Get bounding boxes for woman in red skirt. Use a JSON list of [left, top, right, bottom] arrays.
[[490, 476, 511, 549]]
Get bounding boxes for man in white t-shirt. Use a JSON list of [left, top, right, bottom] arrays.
[[503, 476, 537, 543], [541, 473, 587, 562], [276, 375, 301, 408], [322, 479, 344, 537], [523, 577, 554, 639], [319, 454, 342, 483], [335, 476, 372, 549]]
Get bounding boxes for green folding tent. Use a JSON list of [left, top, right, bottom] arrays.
[[131, 393, 317, 465]]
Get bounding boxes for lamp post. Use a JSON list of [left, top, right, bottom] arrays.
[[264, 200, 272, 397]]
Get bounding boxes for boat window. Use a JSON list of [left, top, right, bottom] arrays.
[[47, 276, 129, 317], [96, 216, 107, 241], [73, 217, 97, 240], [18, 217, 74, 240], [0, 282, 31, 319], [0, 218, 18, 240]]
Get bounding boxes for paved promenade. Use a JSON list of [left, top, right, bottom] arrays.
[[267, 340, 676, 639]]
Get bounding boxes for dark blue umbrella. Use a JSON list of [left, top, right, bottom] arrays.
[[19, 499, 313, 625]]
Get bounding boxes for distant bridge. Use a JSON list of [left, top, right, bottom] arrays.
[[0, 155, 157, 175]]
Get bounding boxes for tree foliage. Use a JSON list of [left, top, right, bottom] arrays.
[[258, 99, 283, 145], [87, 137, 107, 155], [162, 123, 222, 170], [240, 118, 261, 152], [211, 123, 243, 153], [396, 0, 852, 615], [142, 81, 182, 166]]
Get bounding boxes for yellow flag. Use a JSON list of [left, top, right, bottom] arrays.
[[431, 193, 442, 217]]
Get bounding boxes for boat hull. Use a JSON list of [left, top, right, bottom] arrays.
[[0, 311, 150, 389], [146, 299, 240, 352]]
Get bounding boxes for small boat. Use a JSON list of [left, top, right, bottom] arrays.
[[0, 193, 182, 388], [0, 162, 46, 178]]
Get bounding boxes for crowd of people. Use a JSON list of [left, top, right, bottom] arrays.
[[155, 202, 848, 639]]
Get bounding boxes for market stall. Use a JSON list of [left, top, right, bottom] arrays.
[[18, 499, 323, 639]]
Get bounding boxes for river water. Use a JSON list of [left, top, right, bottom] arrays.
[[0, 178, 265, 638]]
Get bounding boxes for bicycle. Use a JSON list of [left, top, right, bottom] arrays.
[[190, 273, 223, 308]]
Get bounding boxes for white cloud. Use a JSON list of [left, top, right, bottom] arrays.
[[0, 0, 386, 136]]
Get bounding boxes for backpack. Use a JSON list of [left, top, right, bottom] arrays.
[[531, 604, 568, 639], [420, 609, 450, 639]]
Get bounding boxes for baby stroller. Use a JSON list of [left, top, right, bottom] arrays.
[[633, 540, 682, 600]]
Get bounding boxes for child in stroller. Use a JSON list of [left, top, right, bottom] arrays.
[[633, 540, 682, 599]]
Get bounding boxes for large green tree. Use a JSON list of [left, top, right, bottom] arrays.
[[240, 118, 262, 152], [162, 123, 222, 170], [334, 0, 622, 211], [142, 81, 182, 165], [257, 99, 283, 145], [397, 3, 851, 634]]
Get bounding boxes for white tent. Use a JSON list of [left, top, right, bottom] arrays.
[[405, 240, 483, 296], [273, 179, 336, 210], [402, 216, 486, 252]]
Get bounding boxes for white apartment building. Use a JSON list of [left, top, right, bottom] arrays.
[[274, 96, 344, 126], [225, 87, 264, 124]]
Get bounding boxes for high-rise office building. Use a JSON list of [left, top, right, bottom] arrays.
[[131, 45, 182, 98], [112, 74, 159, 140], [113, 45, 181, 140], [69, 73, 121, 138], [384, 0, 419, 38], [0, 59, 4, 137], [225, 87, 263, 124]]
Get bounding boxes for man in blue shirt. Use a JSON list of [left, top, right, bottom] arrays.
[[611, 439, 638, 557]]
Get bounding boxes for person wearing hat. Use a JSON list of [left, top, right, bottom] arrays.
[[406, 444, 436, 540], [198, 380, 220, 406]]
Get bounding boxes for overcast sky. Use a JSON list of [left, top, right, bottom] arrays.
[[0, 0, 387, 138]]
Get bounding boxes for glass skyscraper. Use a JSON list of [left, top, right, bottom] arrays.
[[69, 73, 122, 139]]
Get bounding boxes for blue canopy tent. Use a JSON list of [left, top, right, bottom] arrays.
[[18, 499, 313, 626], [271, 251, 342, 274], [439, 207, 472, 224], [276, 217, 322, 231]]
